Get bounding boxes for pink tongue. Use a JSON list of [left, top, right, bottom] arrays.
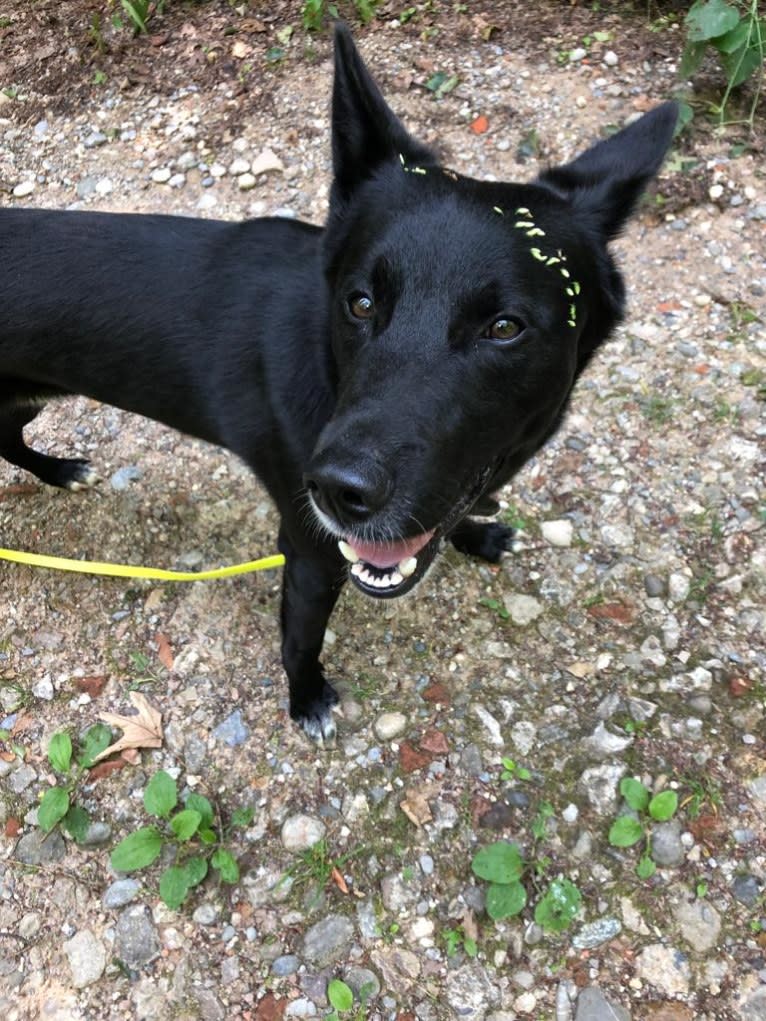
[[349, 531, 434, 569]]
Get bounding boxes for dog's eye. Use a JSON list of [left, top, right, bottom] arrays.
[[348, 293, 375, 320], [486, 317, 523, 343]]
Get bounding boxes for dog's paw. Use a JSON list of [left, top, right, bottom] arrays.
[[291, 682, 339, 746], [63, 460, 101, 492], [450, 520, 515, 564]]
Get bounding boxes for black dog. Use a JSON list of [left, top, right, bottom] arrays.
[[0, 27, 676, 741]]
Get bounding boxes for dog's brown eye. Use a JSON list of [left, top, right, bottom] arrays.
[[487, 317, 522, 342], [348, 293, 374, 320]]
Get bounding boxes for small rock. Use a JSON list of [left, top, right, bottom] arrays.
[[747, 775, 766, 806], [583, 721, 632, 759], [84, 131, 108, 148], [115, 905, 160, 969], [575, 987, 629, 1021], [572, 917, 622, 950], [7, 763, 36, 793], [63, 930, 107, 988], [502, 593, 544, 626], [285, 999, 316, 1018], [211, 709, 249, 747], [168, 173, 186, 189], [32, 676, 54, 700], [109, 465, 143, 490], [739, 987, 766, 1021], [708, 183, 724, 201], [732, 874, 760, 907], [76, 177, 98, 199], [251, 148, 284, 175], [272, 954, 300, 976], [635, 943, 690, 996], [151, 167, 172, 184], [281, 814, 326, 852], [301, 914, 354, 967], [668, 573, 690, 602], [541, 519, 573, 547], [14, 829, 66, 865], [651, 820, 684, 867], [374, 711, 407, 740], [603, 50, 619, 66], [577, 762, 626, 815], [445, 963, 500, 1020], [343, 965, 380, 1001], [103, 879, 140, 909], [237, 172, 257, 191], [80, 821, 112, 846], [13, 180, 35, 198], [569, 47, 587, 61], [192, 903, 220, 926], [229, 158, 250, 176], [672, 899, 721, 953]]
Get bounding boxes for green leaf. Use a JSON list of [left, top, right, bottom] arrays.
[[159, 866, 190, 910], [719, 43, 763, 87], [63, 804, 91, 843], [230, 806, 255, 829], [636, 855, 657, 879], [170, 809, 202, 842], [111, 826, 163, 871], [608, 815, 644, 847], [48, 732, 72, 773], [144, 771, 177, 819], [38, 787, 70, 831], [685, 0, 740, 43], [211, 848, 239, 884], [712, 18, 751, 53], [183, 856, 209, 889], [199, 827, 218, 845], [535, 878, 582, 932], [463, 936, 478, 958], [620, 777, 650, 812], [486, 880, 526, 920], [327, 979, 354, 1012], [471, 841, 524, 884], [185, 793, 214, 829], [78, 723, 112, 768], [649, 790, 678, 821]]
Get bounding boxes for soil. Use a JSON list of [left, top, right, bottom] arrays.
[[0, 2, 764, 1020]]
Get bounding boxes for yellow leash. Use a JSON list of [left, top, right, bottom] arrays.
[[0, 547, 285, 581]]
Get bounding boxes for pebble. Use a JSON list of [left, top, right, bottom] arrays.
[[14, 828, 66, 865], [80, 821, 112, 846], [7, 763, 36, 793], [151, 167, 172, 184], [541, 519, 573, 547], [575, 987, 629, 1021], [109, 465, 143, 490], [651, 821, 685, 867], [603, 50, 619, 66], [63, 930, 107, 988], [229, 158, 250, 175], [32, 676, 54, 700], [572, 917, 622, 950], [740, 988, 766, 1020], [503, 593, 544, 625], [344, 965, 381, 1000], [272, 954, 300, 976], [635, 943, 691, 995], [84, 130, 107, 148], [374, 711, 407, 740], [237, 173, 257, 191], [103, 879, 140, 909], [569, 47, 587, 61], [673, 899, 721, 953], [281, 813, 326, 852], [445, 963, 499, 1020], [192, 903, 220, 926], [301, 914, 354, 967], [115, 906, 160, 969], [211, 709, 250, 747], [583, 721, 632, 759], [732, 874, 760, 907], [285, 999, 316, 1018], [578, 763, 626, 815]]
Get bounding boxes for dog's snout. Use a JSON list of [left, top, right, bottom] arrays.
[[305, 460, 393, 526]]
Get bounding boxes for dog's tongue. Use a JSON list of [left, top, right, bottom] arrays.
[[348, 531, 434, 569]]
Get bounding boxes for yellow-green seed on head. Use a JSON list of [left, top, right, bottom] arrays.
[[569, 304, 576, 320], [560, 268, 570, 278], [573, 281, 581, 295], [546, 257, 561, 266], [411, 166, 427, 175], [514, 220, 534, 228], [516, 206, 531, 216], [530, 247, 547, 261], [568, 320, 576, 328], [566, 287, 574, 297], [526, 227, 545, 237], [493, 206, 504, 216]]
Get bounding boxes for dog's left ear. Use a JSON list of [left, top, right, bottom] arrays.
[[330, 23, 435, 206], [538, 102, 679, 240]]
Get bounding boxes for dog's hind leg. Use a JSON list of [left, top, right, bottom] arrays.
[[449, 519, 514, 564], [278, 530, 345, 744], [0, 392, 98, 491]]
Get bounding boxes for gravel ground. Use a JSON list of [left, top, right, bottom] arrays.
[[1, 3, 764, 1019]]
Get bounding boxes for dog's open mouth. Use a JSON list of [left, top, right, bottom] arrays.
[[336, 465, 495, 599]]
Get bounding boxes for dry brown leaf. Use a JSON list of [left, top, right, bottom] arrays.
[[11, 713, 35, 736], [155, 633, 174, 671], [400, 788, 432, 827], [95, 691, 163, 762], [461, 907, 479, 943], [331, 867, 349, 894]]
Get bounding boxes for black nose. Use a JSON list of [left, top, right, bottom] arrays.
[[304, 460, 393, 526]]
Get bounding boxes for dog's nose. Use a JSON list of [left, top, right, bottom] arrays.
[[304, 461, 393, 525]]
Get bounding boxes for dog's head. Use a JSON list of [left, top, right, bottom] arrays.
[[305, 24, 677, 598]]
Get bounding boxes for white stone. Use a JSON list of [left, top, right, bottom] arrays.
[[635, 943, 691, 995], [251, 147, 284, 175], [374, 712, 407, 740], [13, 180, 35, 198], [63, 930, 107, 988], [237, 172, 257, 191], [280, 814, 326, 852], [540, 519, 573, 547], [229, 158, 250, 176], [604, 50, 619, 66], [151, 167, 171, 184], [708, 183, 724, 200], [503, 593, 544, 626]]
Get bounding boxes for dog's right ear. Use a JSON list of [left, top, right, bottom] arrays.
[[330, 23, 435, 206]]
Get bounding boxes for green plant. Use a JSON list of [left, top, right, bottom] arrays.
[[500, 757, 531, 783], [443, 925, 478, 958], [502, 503, 532, 531], [302, 0, 378, 31], [37, 726, 113, 841], [681, 775, 722, 818], [326, 976, 375, 1018], [608, 777, 679, 878], [471, 840, 582, 932], [680, 0, 765, 126], [479, 597, 509, 621], [110, 770, 253, 909]]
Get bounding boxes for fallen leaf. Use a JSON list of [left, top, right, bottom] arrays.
[[89, 757, 129, 780], [10, 713, 34, 736], [587, 601, 635, 624], [74, 675, 108, 697], [240, 18, 267, 33], [232, 39, 251, 59], [729, 675, 752, 697], [471, 114, 489, 134], [657, 300, 682, 313], [95, 691, 163, 762], [331, 866, 349, 893], [461, 907, 479, 943], [155, 633, 174, 671], [566, 661, 594, 678], [400, 788, 432, 827]]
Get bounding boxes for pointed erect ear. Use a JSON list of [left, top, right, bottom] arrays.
[[538, 102, 679, 240], [331, 23, 435, 205]]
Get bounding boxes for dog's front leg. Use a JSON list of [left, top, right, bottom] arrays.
[[449, 518, 515, 564], [278, 531, 345, 744]]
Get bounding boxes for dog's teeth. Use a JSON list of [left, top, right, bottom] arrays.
[[359, 568, 373, 585], [350, 562, 364, 577], [390, 571, 403, 586], [398, 557, 417, 578], [338, 540, 359, 564]]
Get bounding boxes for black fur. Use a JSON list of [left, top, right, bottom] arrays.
[[0, 27, 677, 741]]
